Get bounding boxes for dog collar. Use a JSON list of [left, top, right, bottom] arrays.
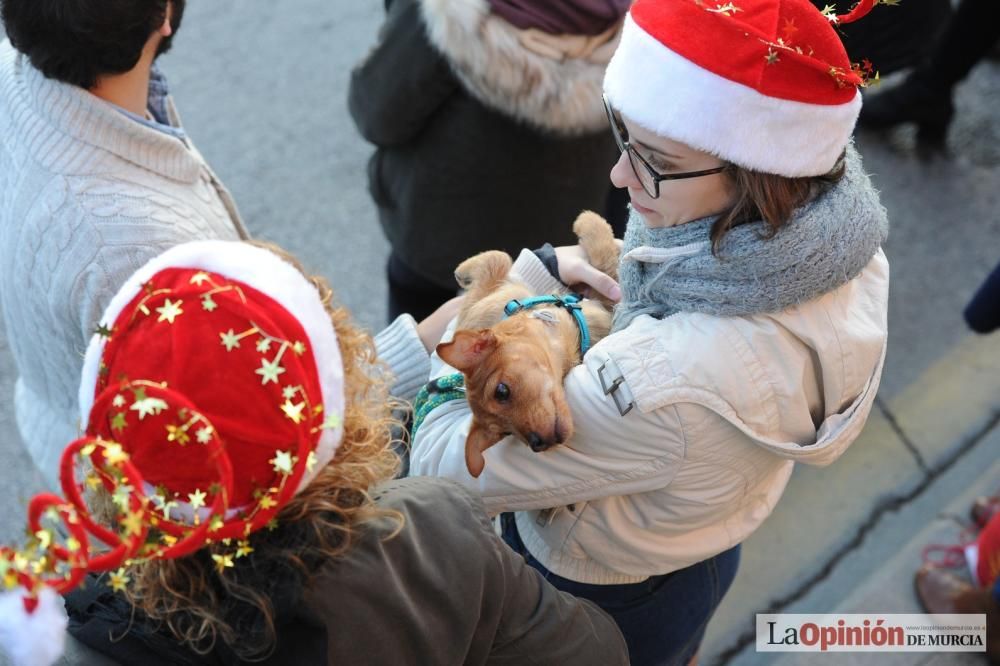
[[503, 294, 592, 356]]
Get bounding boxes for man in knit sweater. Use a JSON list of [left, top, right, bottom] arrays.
[[0, 0, 249, 487]]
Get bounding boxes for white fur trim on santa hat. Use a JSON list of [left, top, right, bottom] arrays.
[[78, 241, 345, 493], [0, 587, 67, 666], [604, 14, 861, 177]]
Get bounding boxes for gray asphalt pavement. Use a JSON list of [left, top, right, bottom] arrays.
[[0, 1, 998, 663]]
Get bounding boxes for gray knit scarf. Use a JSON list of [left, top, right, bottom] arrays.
[[613, 145, 889, 332]]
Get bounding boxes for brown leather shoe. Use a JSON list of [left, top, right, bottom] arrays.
[[914, 566, 1000, 663]]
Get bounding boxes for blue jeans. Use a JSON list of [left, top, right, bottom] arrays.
[[500, 513, 740, 666]]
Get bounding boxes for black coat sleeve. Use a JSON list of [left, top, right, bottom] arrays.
[[348, 0, 458, 147], [532, 243, 563, 282]]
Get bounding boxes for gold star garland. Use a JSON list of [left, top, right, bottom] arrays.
[[822, 0, 902, 25], [29, 267, 331, 596], [155, 298, 184, 324], [115, 270, 323, 445], [2, 452, 125, 594], [704, 1, 742, 16], [689, 0, 883, 90]]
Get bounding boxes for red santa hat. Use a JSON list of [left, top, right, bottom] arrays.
[[603, 0, 882, 177], [1, 241, 346, 666]]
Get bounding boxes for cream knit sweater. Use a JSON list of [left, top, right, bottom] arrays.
[[0, 41, 249, 487]]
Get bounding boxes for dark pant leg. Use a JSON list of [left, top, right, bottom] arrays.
[[386, 252, 457, 324], [500, 513, 740, 666]]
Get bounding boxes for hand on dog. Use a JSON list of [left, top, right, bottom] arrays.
[[416, 296, 465, 353], [554, 243, 623, 302]]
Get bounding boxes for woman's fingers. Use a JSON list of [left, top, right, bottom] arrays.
[[574, 264, 622, 302], [416, 295, 465, 352], [555, 246, 621, 302]]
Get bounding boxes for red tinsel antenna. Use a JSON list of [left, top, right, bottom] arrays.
[[833, 0, 885, 25]]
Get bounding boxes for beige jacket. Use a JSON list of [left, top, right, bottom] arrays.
[[410, 248, 889, 584]]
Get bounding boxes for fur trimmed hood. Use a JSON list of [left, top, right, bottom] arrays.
[[418, 0, 620, 136]]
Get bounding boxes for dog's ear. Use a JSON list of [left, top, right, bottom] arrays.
[[465, 421, 501, 478], [437, 329, 496, 371]]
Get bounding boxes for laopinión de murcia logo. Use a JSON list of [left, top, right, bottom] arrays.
[[756, 614, 987, 652]]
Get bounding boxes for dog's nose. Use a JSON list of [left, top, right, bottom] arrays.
[[527, 432, 549, 452]]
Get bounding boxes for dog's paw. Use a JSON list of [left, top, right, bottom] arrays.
[[454, 251, 513, 290], [572, 210, 611, 239], [572, 211, 619, 282], [573, 211, 616, 253]]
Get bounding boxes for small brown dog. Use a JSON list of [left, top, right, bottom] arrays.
[[436, 211, 620, 477]]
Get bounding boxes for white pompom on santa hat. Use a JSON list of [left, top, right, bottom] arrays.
[[604, 0, 881, 177], [0, 588, 66, 666]]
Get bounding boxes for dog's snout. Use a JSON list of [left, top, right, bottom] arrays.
[[527, 432, 549, 452], [554, 418, 568, 444]]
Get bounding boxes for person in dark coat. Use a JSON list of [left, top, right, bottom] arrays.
[[858, 0, 1000, 148], [349, 0, 628, 322]]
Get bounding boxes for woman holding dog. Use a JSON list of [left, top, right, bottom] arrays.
[[403, 0, 890, 663]]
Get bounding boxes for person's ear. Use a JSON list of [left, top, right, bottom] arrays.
[[159, 2, 174, 37]]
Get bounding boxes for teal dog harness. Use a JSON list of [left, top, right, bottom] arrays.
[[411, 294, 592, 442], [503, 293, 592, 355]]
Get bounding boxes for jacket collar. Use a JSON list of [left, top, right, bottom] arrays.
[[417, 0, 618, 135], [1, 40, 202, 183]]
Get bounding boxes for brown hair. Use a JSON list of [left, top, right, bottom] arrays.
[[710, 152, 847, 254], [109, 242, 405, 660]]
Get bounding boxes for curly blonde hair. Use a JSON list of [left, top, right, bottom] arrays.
[[108, 242, 406, 660]]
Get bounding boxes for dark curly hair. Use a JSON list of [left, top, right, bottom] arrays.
[[0, 0, 186, 88]]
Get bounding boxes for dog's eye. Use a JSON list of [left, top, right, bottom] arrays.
[[494, 383, 511, 402]]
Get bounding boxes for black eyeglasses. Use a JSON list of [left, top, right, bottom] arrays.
[[603, 93, 727, 199]]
